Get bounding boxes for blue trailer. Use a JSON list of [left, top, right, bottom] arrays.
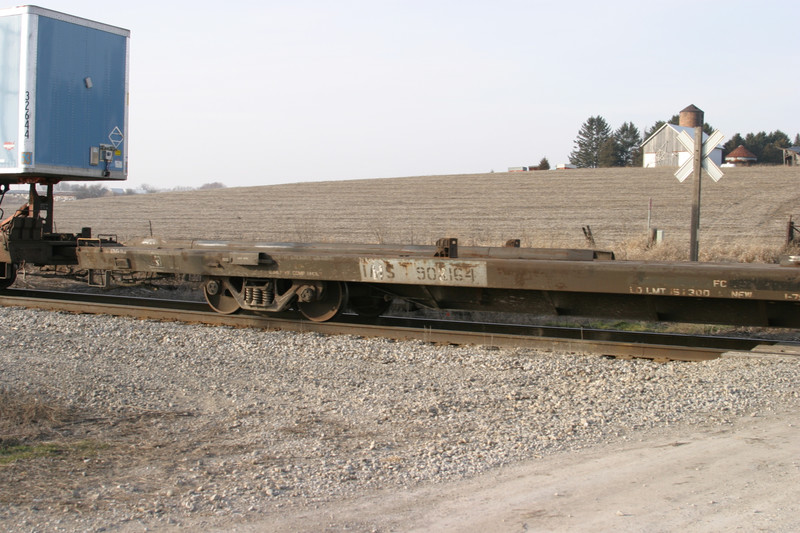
[[0, 7, 129, 284], [0, 5, 129, 183]]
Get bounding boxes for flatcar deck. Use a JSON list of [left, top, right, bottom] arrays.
[[71, 236, 800, 326]]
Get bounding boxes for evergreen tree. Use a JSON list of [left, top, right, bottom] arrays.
[[794, 133, 800, 146], [723, 133, 746, 155], [744, 131, 768, 157], [771, 130, 791, 147], [762, 144, 783, 165], [762, 130, 791, 164], [723, 130, 790, 164], [615, 122, 642, 167], [598, 137, 622, 167], [643, 120, 666, 141], [569, 116, 611, 168], [632, 148, 644, 167], [536, 157, 550, 170]]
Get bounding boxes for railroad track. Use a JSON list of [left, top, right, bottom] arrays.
[[0, 288, 792, 362]]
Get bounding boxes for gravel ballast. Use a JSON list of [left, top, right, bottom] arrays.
[[1, 306, 798, 531]]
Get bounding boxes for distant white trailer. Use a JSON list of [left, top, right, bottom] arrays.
[[556, 163, 577, 170], [508, 166, 528, 172]]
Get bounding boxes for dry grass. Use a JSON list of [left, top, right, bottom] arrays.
[[49, 166, 800, 262], [0, 388, 75, 448]]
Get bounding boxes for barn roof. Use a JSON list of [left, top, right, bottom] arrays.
[[726, 145, 757, 161], [641, 123, 723, 149]]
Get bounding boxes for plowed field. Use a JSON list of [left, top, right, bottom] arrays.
[[53, 166, 800, 261]]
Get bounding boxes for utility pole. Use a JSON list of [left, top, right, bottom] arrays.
[[689, 118, 703, 261], [673, 105, 723, 262]]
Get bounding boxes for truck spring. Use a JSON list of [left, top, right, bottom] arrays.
[[245, 287, 263, 306], [263, 283, 274, 305], [244, 285, 274, 306]]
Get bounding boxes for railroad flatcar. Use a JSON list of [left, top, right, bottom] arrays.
[[3, 7, 800, 329]]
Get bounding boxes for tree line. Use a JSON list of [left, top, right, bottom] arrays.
[[54, 181, 226, 199], [567, 115, 799, 168], [722, 131, 798, 165]]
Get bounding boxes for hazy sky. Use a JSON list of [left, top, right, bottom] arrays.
[[31, 0, 800, 189]]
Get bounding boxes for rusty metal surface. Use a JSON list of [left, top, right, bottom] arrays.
[[75, 238, 800, 296], [1, 185, 84, 266], [72, 238, 800, 327]]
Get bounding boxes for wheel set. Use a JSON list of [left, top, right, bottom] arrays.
[[203, 277, 360, 322]]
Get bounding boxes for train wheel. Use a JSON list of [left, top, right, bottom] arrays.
[[298, 281, 348, 322], [0, 262, 16, 289], [204, 277, 241, 314], [348, 285, 392, 317]]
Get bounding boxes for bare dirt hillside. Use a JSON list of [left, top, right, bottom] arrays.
[[51, 166, 800, 261]]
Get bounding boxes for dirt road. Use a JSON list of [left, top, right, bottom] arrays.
[[233, 410, 800, 532]]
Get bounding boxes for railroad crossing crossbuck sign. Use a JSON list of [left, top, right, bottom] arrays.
[[674, 129, 725, 182]]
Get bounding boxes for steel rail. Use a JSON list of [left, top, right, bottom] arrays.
[[0, 288, 789, 362]]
